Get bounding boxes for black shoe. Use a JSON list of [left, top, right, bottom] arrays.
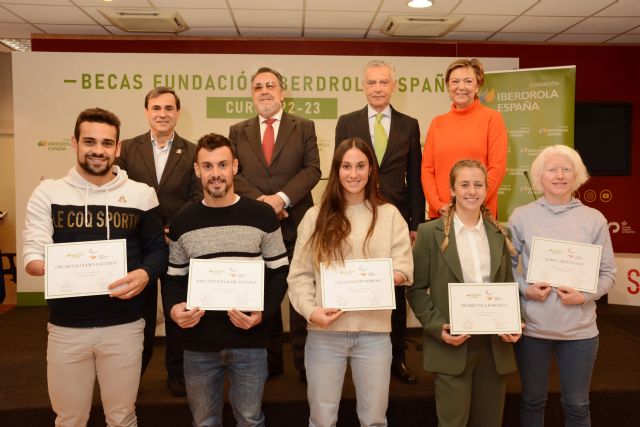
[[391, 359, 418, 385], [167, 376, 187, 397], [299, 368, 307, 384]]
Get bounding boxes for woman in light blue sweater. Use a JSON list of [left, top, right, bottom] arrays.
[[508, 145, 616, 427]]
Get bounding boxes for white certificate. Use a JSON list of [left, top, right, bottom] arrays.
[[45, 239, 127, 299], [448, 282, 521, 335], [320, 258, 396, 311], [187, 259, 264, 311], [526, 237, 602, 293]]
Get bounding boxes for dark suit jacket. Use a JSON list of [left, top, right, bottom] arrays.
[[116, 131, 201, 226], [406, 217, 517, 376], [335, 105, 425, 231], [229, 112, 321, 248]]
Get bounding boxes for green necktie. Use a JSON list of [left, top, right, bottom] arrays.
[[374, 112, 388, 165]]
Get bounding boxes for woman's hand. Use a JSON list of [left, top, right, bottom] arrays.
[[441, 324, 470, 347], [525, 282, 552, 302], [499, 323, 525, 343], [557, 286, 586, 305], [309, 307, 344, 329], [393, 271, 407, 286]]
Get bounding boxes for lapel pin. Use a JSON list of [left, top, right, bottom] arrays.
[[176, 148, 182, 155]]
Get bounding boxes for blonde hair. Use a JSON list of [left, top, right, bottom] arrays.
[[530, 145, 590, 193], [440, 160, 516, 256], [445, 58, 485, 88]]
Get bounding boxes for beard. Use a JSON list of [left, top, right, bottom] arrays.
[[77, 154, 112, 177], [255, 97, 282, 118], [205, 177, 230, 199]]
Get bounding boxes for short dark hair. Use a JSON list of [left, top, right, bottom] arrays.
[[251, 67, 284, 88], [145, 86, 180, 110], [74, 108, 121, 141], [195, 133, 236, 159]]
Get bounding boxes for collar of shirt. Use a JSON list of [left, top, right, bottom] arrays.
[[150, 132, 175, 152], [259, 109, 284, 142], [453, 212, 484, 236], [367, 104, 392, 138]]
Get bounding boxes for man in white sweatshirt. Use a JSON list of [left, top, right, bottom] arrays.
[[22, 107, 168, 427]]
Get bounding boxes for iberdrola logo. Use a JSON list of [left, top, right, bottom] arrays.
[[478, 87, 496, 104]]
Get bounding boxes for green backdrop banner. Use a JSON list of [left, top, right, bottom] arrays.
[[481, 66, 576, 221]]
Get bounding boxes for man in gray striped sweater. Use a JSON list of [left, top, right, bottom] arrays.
[[164, 133, 289, 427]]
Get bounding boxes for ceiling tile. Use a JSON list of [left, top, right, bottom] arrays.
[[380, 0, 459, 14], [437, 31, 493, 41], [0, 6, 24, 23], [304, 28, 367, 38], [152, 0, 227, 7], [305, 10, 374, 29], [0, 22, 42, 38], [234, 9, 302, 27], [452, 14, 515, 32], [489, 32, 555, 42], [168, 8, 234, 27], [596, 0, 640, 17], [37, 24, 110, 34], [605, 33, 640, 43], [181, 27, 238, 36], [74, 0, 150, 7], [526, 0, 614, 17], [306, 0, 379, 11], [453, 0, 538, 15], [239, 27, 302, 37], [548, 33, 616, 43], [566, 17, 640, 33], [229, 0, 302, 10], [3, 4, 94, 24], [0, 0, 68, 5], [502, 16, 583, 33]]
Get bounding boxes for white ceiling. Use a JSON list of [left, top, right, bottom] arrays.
[[1, 0, 639, 51]]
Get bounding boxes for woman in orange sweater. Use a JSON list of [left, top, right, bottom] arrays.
[[422, 58, 508, 219]]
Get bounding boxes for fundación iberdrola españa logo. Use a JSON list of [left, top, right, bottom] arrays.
[[38, 138, 72, 151], [478, 88, 496, 104]]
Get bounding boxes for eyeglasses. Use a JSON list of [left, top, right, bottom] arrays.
[[448, 78, 477, 87], [365, 79, 392, 88], [252, 81, 280, 92]]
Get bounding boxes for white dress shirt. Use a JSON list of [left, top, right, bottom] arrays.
[[257, 109, 291, 207], [151, 132, 174, 184], [453, 213, 491, 283], [367, 104, 392, 142]]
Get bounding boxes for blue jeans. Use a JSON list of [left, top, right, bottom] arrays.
[[305, 330, 392, 427], [515, 335, 599, 427], [183, 348, 268, 427]]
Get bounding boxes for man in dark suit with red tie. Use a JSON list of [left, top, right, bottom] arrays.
[[335, 60, 425, 384], [229, 67, 321, 382], [116, 87, 201, 396]]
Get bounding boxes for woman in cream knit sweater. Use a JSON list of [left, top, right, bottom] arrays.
[[288, 137, 413, 427]]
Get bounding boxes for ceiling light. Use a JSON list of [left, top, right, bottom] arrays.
[[408, 0, 433, 8], [0, 39, 31, 51]]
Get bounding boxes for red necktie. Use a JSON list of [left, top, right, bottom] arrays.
[[262, 118, 276, 165]]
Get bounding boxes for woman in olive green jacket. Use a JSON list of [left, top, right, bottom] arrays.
[[407, 159, 520, 427]]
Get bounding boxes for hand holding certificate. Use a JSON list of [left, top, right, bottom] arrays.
[[321, 258, 395, 311], [45, 239, 128, 299], [526, 237, 602, 293], [187, 259, 264, 311], [448, 282, 521, 335]]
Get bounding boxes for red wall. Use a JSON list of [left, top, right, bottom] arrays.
[[32, 37, 640, 252]]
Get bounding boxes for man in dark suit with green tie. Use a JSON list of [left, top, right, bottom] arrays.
[[335, 60, 425, 384]]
